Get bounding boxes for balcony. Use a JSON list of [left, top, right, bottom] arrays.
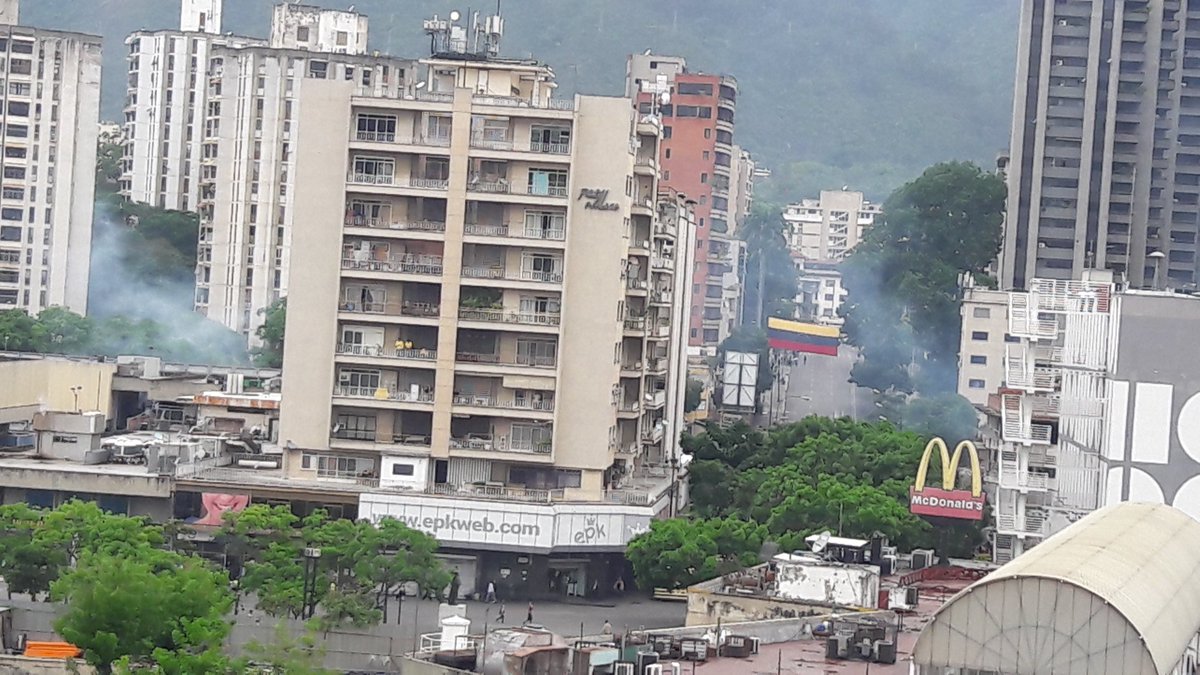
[[352, 130, 452, 149], [427, 481, 563, 503], [449, 434, 552, 456], [344, 215, 447, 234], [651, 256, 674, 271], [451, 394, 556, 413], [626, 278, 649, 294], [995, 507, 1049, 537], [644, 391, 666, 409], [1000, 393, 1053, 445], [336, 343, 437, 362], [530, 140, 571, 155], [646, 357, 668, 374], [468, 180, 569, 199], [653, 222, 677, 240], [464, 222, 566, 242], [347, 174, 450, 191], [1004, 345, 1059, 392], [342, 254, 444, 277], [339, 300, 441, 319], [649, 290, 672, 306], [458, 307, 561, 327], [461, 266, 563, 285], [998, 468, 1056, 492], [471, 93, 575, 111], [623, 316, 646, 332], [456, 352, 557, 370], [332, 385, 434, 405]]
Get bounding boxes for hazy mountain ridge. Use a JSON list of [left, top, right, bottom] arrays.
[[26, 0, 1020, 199]]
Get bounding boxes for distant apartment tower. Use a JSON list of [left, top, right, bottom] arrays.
[[269, 2, 369, 54], [1002, 0, 1200, 290], [278, 23, 694, 529], [195, 44, 413, 337], [783, 190, 880, 262], [627, 54, 745, 349], [0, 2, 101, 314]]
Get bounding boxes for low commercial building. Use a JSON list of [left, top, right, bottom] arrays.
[[685, 555, 880, 626], [914, 502, 1200, 675]]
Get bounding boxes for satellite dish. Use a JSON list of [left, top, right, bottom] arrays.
[[449, 10, 461, 21], [811, 530, 832, 555], [659, 91, 671, 106]]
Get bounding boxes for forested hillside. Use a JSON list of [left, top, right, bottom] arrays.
[[26, 0, 1019, 199]]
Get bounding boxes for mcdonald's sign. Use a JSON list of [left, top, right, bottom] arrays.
[[909, 438, 985, 521]]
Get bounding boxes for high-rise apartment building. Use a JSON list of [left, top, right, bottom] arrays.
[[123, 1, 404, 340], [783, 190, 880, 262], [1002, 0, 1200, 291], [274, 16, 694, 593], [195, 44, 414, 337], [0, 1, 101, 314], [627, 54, 746, 349]]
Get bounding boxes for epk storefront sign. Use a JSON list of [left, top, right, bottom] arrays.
[[909, 437, 985, 521], [358, 493, 653, 552]]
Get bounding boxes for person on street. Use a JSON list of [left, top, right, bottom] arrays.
[[485, 580, 497, 603], [497, 603, 506, 624], [602, 620, 613, 636], [526, 601, 534, 625]]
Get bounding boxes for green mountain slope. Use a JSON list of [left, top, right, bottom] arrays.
[[25, 0, 1019, 199]]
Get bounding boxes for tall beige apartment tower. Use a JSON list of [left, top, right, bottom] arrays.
[[1002, 0, 1200, 290], [0, 0, 101, 314], [277, 13, 694, 593]]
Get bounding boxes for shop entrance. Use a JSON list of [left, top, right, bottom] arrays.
[[548, 559, 588, 598]]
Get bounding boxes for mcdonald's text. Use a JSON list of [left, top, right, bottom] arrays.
[[909, 486, 985, 520]]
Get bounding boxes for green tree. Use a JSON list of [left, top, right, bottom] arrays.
[[36, 500, 164, 565], [684, 378, 704, 414], [737, 202, 797, 324], [626, 518, 766, 591], [252, 298, 287, 368], [0, 503, 64, 600], [52, 548, 233, 674], [241, 623, 333, 675], [0, 309, 39, 351], [35, 306, 94, 353], [841, 162, 1006, 395]]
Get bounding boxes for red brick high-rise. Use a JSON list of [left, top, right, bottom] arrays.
[[627, 54, 744, 349]]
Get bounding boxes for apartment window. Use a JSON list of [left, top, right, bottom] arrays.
[[971, 331, 989, 341], [315, 455, 373, 480], [334, 414, 376, 441], [524, 210, 566, 239], [7, 82, 28, 96], [968, 379, 986, 389], [0, 289, 15, 305], [972, 307, 992, 319], [5, 125, 27, 139], [296, 26, 310, 43], [351, 157, 395, 181], [700, 173, 708, 184], [356, 114, 397, 142], [10, 40, 32, 55], [675, 105, 712, 118], [969, 355, 987, 365], [527, 169, 568, 197], [530, 125, 571, 153], [308, 60, 328, 79], [337, 368, 380, 393], [0, 208, 20, 221], [4, 147, 25, 159], [336, 31, 349, 47], [676, 82, 713, 96], [0, 270, 17, 284], [9, 59, 30, 75], [1004, 334, 1020, 343], [704, 128, 713, 139], [2, 187, 22, 200], [662, 126, 672, 139]]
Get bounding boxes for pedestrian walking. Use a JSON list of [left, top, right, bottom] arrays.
[[497, 603, 506, 624], [602, 619, 613, 636], [485, 580, 497, 603], [526, 601, 534, 625]]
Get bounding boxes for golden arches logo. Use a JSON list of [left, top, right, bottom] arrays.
[[913, 438, 982, 498]]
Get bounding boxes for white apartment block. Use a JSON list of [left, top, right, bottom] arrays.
[[793, 259, 847, 326], [783, 190, 880, 262], [194, 45, 414, 339], [278, 51, 694, 515], [0, 3, 101, 315], [957, 286, 1010, 406], [269, 3, 369, 55]]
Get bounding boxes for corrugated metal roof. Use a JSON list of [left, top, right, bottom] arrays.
[[914, 502, 1200, 675]]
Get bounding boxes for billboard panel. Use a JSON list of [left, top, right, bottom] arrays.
[[721, 351, 758, 409], [909, 438, 985, 521]]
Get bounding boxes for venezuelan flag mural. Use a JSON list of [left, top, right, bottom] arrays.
[[767, 317, 840, 356]]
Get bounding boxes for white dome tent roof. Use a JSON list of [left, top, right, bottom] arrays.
[[913, 502, 1200, 675]]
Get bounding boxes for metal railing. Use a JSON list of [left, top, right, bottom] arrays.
[[341, 255, 444, 276], [471, 93, 576, 111], [347, 173, 395, 186], [530, 141, 571, 155], [455, 352, 557, 368], [332, 385, 434, 404], [451, 394, 556, 412], [335, 343, 437, 361], [343, 215, 447, 233], [458, 308, 561, 327], [354, 130, 396, 143], [427, 482, 563, 503], [623, 317, 646, 331]]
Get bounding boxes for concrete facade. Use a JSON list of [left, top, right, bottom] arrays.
[[269, 3, 369, 55], [628, 53, 747, 349], [0, 9, 101, 315], [783, 190, 880, 262], [956, 286, 1010, 406], [1002, 0, 1200, 290], [278, 49, 692, 519]]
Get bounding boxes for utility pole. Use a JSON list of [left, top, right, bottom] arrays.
[[756, 250, 766, 328]]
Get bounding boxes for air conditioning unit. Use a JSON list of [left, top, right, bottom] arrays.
[[668, 664, 682, 675], [645, 666, 663, 675], [614, 664, 635, 675], [749, 637, 761, 655], [911, 549, 935, 570]]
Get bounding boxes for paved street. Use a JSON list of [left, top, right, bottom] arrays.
[[779, 345, 875, 422]]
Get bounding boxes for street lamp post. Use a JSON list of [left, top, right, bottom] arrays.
[[302, 547, 322, 619]]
